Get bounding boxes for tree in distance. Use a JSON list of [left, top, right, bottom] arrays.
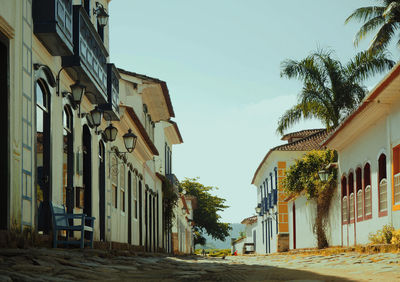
[[181, 177, 231, 247], [277, 48, 394, 134], [346, 1, 400, 53]]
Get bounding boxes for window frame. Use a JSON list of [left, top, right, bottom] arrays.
[[348, 172, 355, 224], [363, 163, 372, 220], [355, 167, 363, 222], [120, 164, 126, 213], [378, 154, 388, 217], [392, 145, 400, 211], [341, 175, 348, 225], [111, 155, 118, 209]]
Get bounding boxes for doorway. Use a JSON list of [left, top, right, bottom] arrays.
[[0, 34, 8, 230], [36, 80, 51, 234], [128, 171, 132, 245], [99, 141, 105, 241], [139, 180, 143, 246], [83, 125, 92, 218]]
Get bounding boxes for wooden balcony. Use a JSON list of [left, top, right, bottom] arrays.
[[99, 64, 120, 121], [33, 0, 73, 56], [62, 5, 108, 104]]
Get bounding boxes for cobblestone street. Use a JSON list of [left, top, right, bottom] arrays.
[[0, 248, 400, 281]]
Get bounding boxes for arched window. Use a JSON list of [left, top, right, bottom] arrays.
[[120, 164, 125, 212], [62, 106, 73, 208], [393, 145, 400, 208], [36, 79, 51, 232], [378, 154, 387, 215], [364, 163, 372, 218], [111, 155, 118, 209], [348, 172, 355, 222], [341, 176, 348, 224], [356, 167, 363, 220]]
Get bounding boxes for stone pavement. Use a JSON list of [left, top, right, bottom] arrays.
[[0, 248, 399, 281]]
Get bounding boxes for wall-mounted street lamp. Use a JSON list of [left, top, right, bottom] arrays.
[[61, 80, 86, 115], [104, 123, 118, 142], [93, 2, 109, 27], [90, 106, 103, 127], [123, 129, 137, 153], [255, 204, 262, 214], [318, 169, 329, 182]]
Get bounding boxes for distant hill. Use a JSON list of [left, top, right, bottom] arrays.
[[196, 223, 245, 250]]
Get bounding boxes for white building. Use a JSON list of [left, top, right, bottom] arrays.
[[251, 129, 328, 253], [0, 0, 184, 252], [231, 216, 257, 255], [323, 62, 400, 246]]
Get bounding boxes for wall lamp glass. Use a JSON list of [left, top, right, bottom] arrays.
[[93, 2, 109, 27], [104, 123, 118, 142], [123, 129, 137, 153], [255, 204, 262, 214]]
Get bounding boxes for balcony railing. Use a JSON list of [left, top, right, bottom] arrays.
[[33, 0, 73, 55], [100, 64, 120, 121], [62, 5, 108, 104], [273, 189, 278, 205]]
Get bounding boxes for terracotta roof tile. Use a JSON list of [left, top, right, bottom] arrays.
[[281, 128, 325, 141], [275, 129, 328, 151], [241, 215, 257, 225], [251, 129, 329, 184]]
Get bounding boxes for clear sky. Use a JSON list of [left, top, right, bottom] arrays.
[[109, 0, 399, 223]]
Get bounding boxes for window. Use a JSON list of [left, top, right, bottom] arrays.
[[348, 172, 355, 222], [394, 173, 400, 205], [364, 163, 372, 218], [378, 154, 387, 215], [120, 164, 125, 212], [342, 196, 348, 224], [111, 156, 118, 209], [62, 106, 73, 207], [133, 174, 138, 219], [83, 0, 90, 15], [356, 167, 363, 220], [341, 176, 347, 224]]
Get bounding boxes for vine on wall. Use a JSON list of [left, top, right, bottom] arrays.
[[282, 150, 337, 249]]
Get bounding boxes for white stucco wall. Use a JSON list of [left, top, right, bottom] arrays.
[[253, 150, 308, 254]]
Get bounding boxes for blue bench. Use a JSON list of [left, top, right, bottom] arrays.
[[50, 202, 95, 249]]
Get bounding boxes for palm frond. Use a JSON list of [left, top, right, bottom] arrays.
[[354, 16, 386, 47], [345, 6, 385, 24], [281, 56, 326, 90], [383, 1, 400, 18], [346, 50, 395, 82], [369, 21, 398, 52], [276, 105, 303, 135]]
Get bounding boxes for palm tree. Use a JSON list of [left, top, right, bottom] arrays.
[[277, 49, 394, 134], [345, 1, 400, 52]]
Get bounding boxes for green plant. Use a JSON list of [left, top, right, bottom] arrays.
[[282, 150, 337, 249], [278, 48, 394, 134], [345, 1, 400, 53], [369, 225, 395, 244], [391, 229, 400, 247], [181, 178, 231, 246], [162, 179, 179, 233]]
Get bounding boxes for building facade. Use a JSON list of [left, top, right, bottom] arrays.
[[1, 0, 185, 252], [251, 129, 327, 254], [323, 62, 400, 246]]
